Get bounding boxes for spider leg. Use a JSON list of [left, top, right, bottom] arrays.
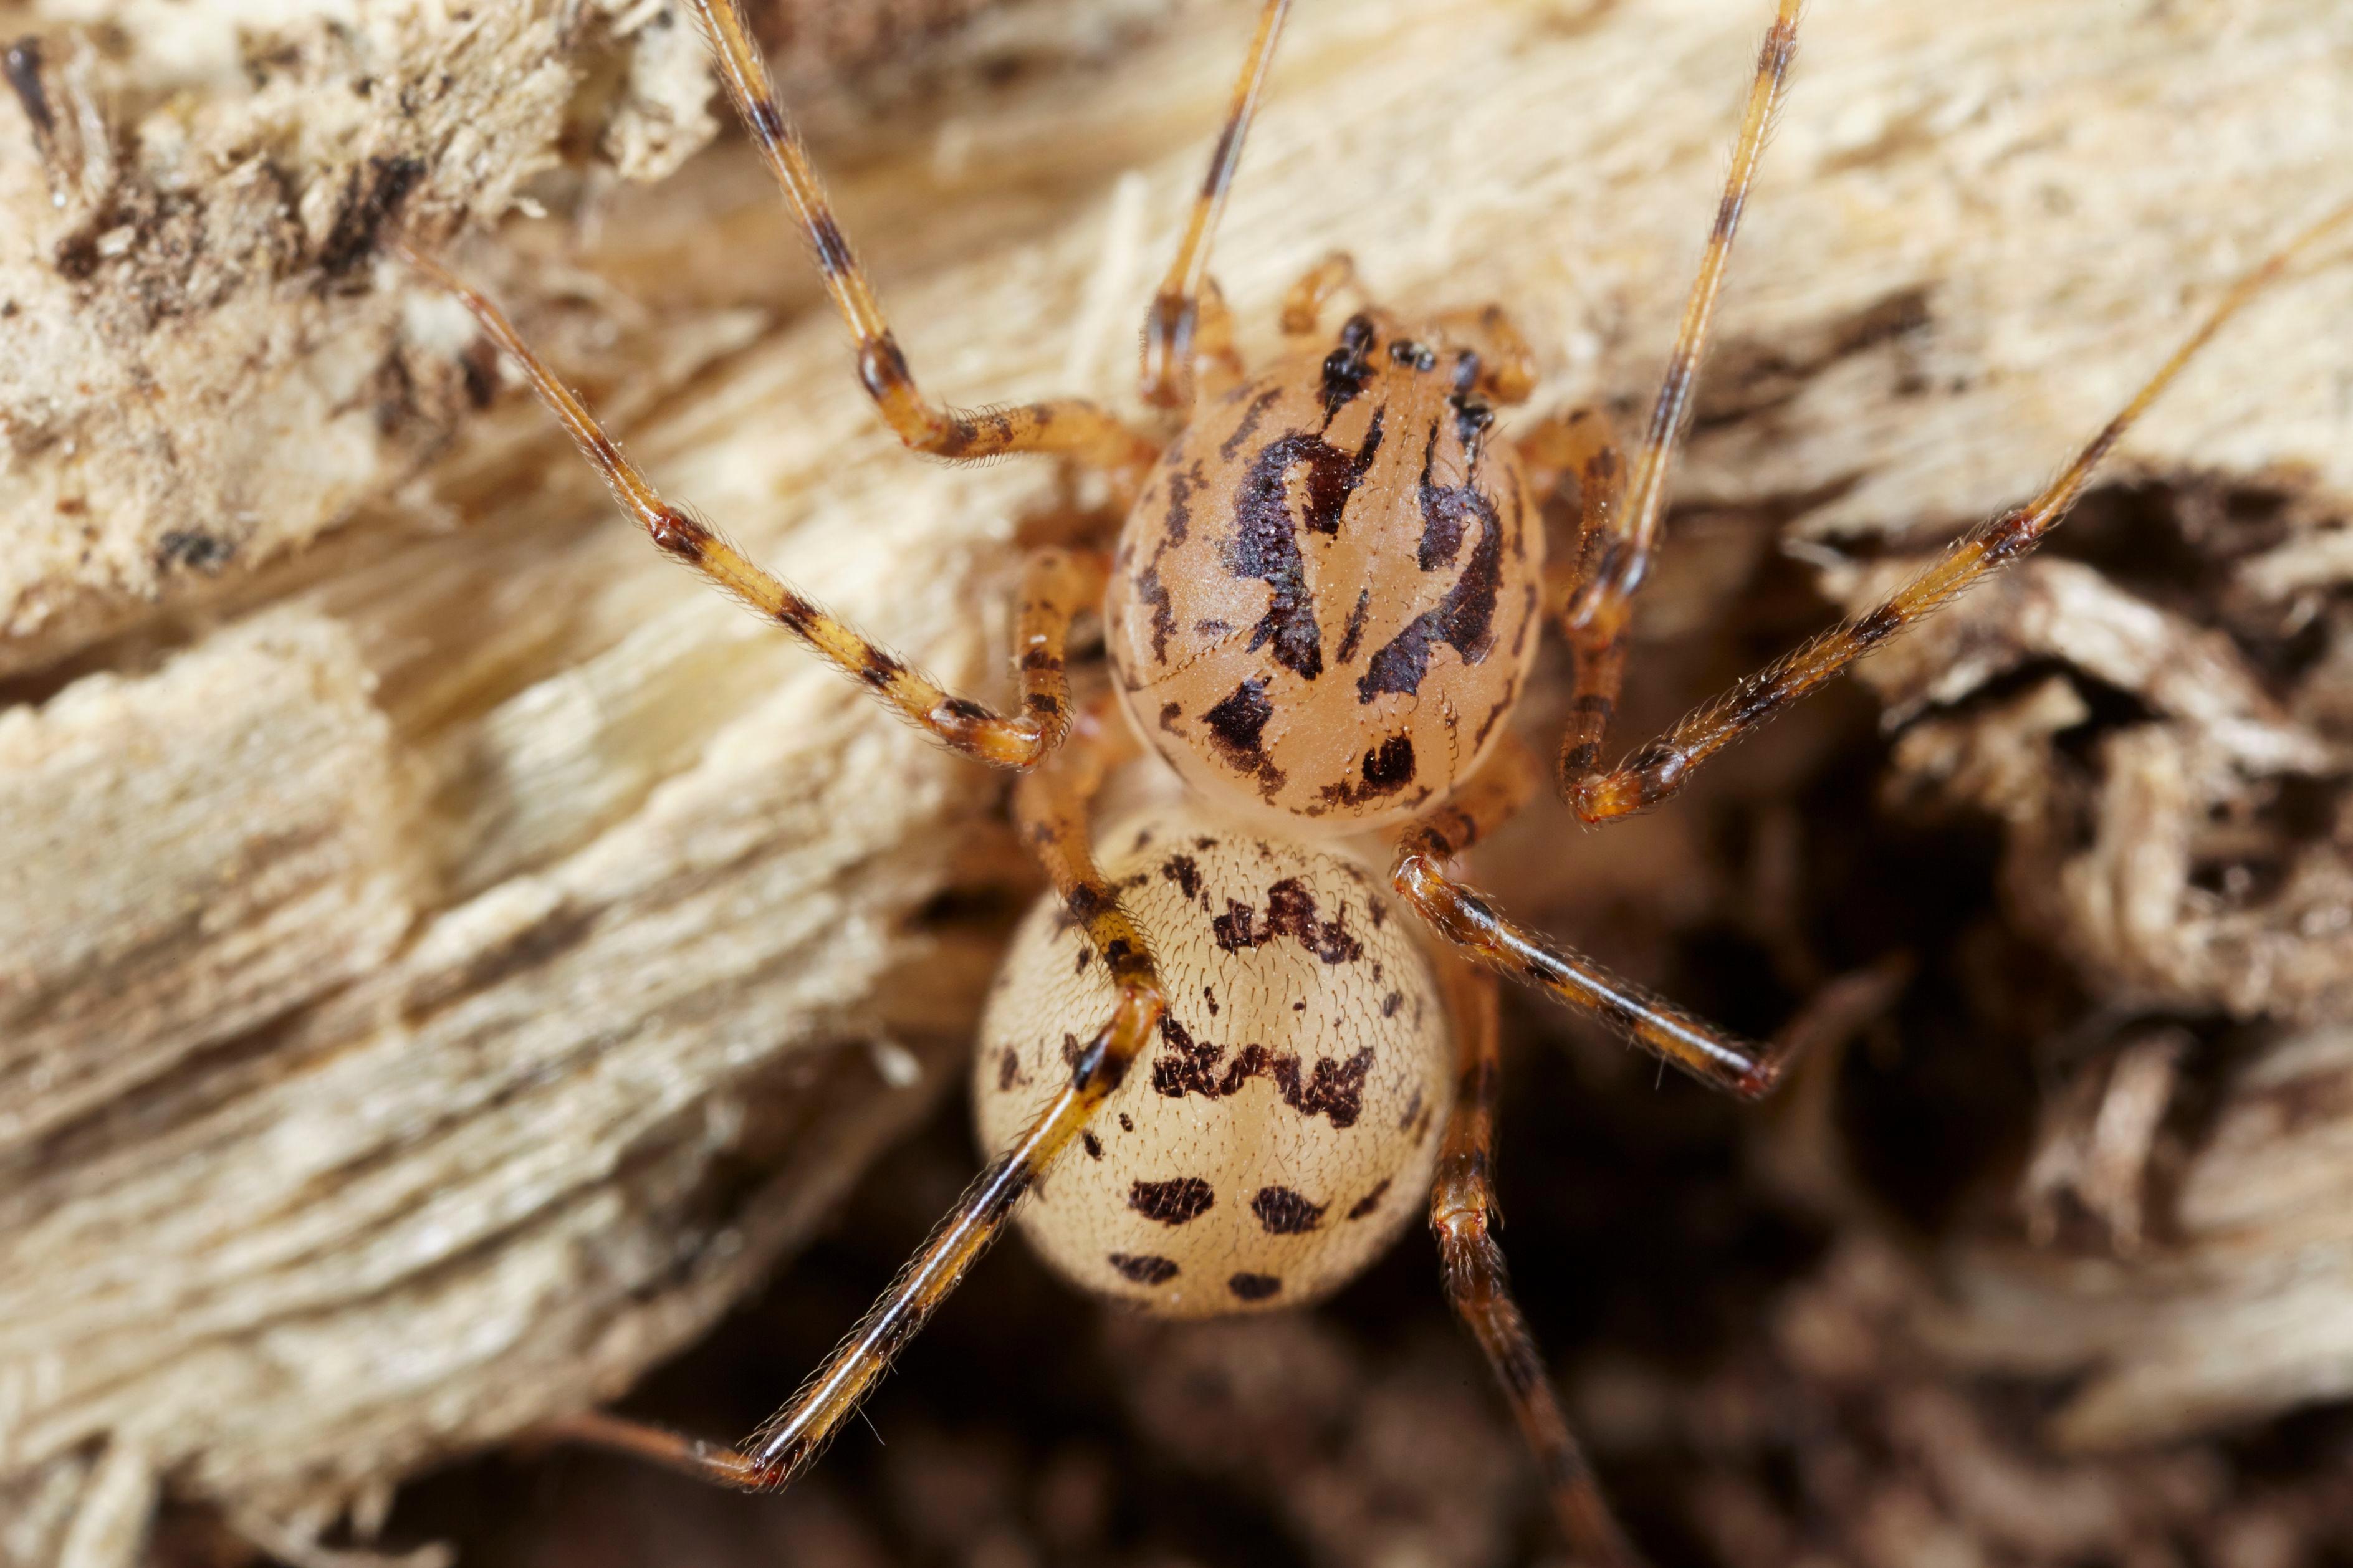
[[1519, 408, 1634, 785], [1543, 0, 1798, 799], [544, 704, 1166, 1489], [1279, 251, 1359, 336], [1139, 0, 1292, 411], [1193, 277, 1248, 403], [1568, 198, 2353, 822], [1392, 737, 1792, 1099], [1430, 949, 1647, 1567], [398, 244, 1101, 770], [677, 0, 1156, 476]]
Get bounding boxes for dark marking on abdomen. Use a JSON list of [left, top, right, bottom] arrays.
[[1251, 1186, 1326, 1235], [1227, 1272, 1283, 1301], [1129, 1176, 1215, 1225], [1108, 1253, 1179, 1285]]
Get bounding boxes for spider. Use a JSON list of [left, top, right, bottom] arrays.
[[395, 0, 2347, 1557]]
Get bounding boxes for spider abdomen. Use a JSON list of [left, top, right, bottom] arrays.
[[1106, 317, 1546, 833], [974, 805, 1452, 1317]]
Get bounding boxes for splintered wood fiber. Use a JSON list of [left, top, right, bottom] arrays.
[[4, 0, 2353, 1564]]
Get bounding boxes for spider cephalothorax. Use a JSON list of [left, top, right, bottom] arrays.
[[399, 0, 2346, 1556], [1109, 314, 1543, 831]]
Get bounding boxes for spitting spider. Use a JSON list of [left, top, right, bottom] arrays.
[[396, 0, 2349, 1557]]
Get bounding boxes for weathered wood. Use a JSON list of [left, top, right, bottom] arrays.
[[5, 0, 2353, 1560]]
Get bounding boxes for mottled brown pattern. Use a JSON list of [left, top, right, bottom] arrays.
[[975, 804, 1450, 1320], [1108, 316, 1543, 833]]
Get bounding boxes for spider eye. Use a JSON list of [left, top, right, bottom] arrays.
[[1388, 339, 1437, 372]]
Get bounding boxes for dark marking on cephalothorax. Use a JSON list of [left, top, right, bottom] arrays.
[[1074, 946, 1093, 975], [1212, 879, 1363, 963], [1134, 562, 1178, 664], [1205, 679, 1270, 754], [1227, 1272, 1283, 1302], [1157, 701, 1185, 734], [1319, 733, 1417, 811], [1204, 678, 1286, 796], [1153, 1015, 1376, 1128], [1129, 1175, 1215, 1225], [1251, 1186, 1326, 1235], [997, 1048, 1022, 1091], [1219, 383, 1285, 460], [1335, 587, 1371, 666], [1162, 462, 1199, 547], [1398, 1086, 1423, 1131], [1225, 416, 1387, 681], [1202, 983, 1220, 1016], [1357, 424, 1506, 703], [1346, 1179, 1391, 1220], [1081, 1131, 1104, 1161], [1118, 1113, 1135, 1133], [1471, 683, 1517, 753], [1108, 1253, 1179, 1285], [1381, 991, 1402, 1018]]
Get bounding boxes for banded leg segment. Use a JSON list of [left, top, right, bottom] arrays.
[[400, 242, 1097, 770], [741, 702, 1167, 1483], [1519, 408, 1633, 782], [1432, 951, 1646, 1567], [1139, 0, 1292, 411], [1392, 739, 1788, 1099], [681, 0, 1156, 474], [1568, 198, 2353, 822], [1543, 0, 1797, 809], [1192, 278, 1248, 404], [541, 705, 1167, 1490]]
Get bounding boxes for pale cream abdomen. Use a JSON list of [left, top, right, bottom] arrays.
[[974, 805, 1452, 1317]]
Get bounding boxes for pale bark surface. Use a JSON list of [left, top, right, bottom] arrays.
[[4, 0, 2353, 1562]]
